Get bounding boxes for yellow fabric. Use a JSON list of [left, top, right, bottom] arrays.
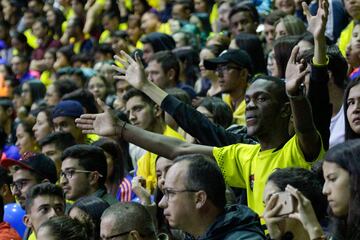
[[24, 29, 38, 49], [137, 126, 185, 193], [338, 20, 354, 57], [148, 0, 160, 9], [213, 134, 325, 217], [40, 70, 53, 87], [209, 3, 218, 26], [222, 94, 246, 126], [96, 0, 106, 5], [99, 23, 128, 44], [64, 7, 74, 20], [71, 33, 91, 54], [28, 232, 36, 240], [158, 22, 172, 35], [136, 39, 143, 49], [85, 134, 100, 144]]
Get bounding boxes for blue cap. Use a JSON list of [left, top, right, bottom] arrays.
[[52, 100, 84, 119]]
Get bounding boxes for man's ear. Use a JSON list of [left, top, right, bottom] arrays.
[[129, 230, 141, 240], [195, 190, 207, 209], [280, 102, 291, 118], [153, 104, 163, 118], [166, 68, 176, 82], [88, 171, 100, 187], [23, 214, 32, 228]]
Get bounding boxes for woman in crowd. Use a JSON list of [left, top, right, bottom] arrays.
[[265, 139, 360, 239], [32, 106, 54, 143], [21, 80, 46, 111], [344, 78, 360, 140], [15, 120, 38, 154], [68, 196, 110, 240]]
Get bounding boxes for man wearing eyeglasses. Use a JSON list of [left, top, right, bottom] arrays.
[[0, 152, 58, 209], [60, 144, 117, 205], [100, 202, 159, 240], [157, 154, 265, 240], [204, 49, 253, 126]]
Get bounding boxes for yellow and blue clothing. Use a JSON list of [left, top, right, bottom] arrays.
[[213, 134, 325, 217], [136, 125, 185, 193]]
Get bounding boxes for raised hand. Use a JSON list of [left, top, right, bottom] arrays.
[[303, 0, 329, 39], [263, 194, 285, 240], [285, 185, 324, 239], [112, 51, 148, 90], [285, 46, 310, 96], [75, 98, 123, 137]]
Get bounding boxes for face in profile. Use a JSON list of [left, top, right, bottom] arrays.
[[322, 161, 351, 217]]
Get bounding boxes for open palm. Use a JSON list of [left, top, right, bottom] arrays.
[[112, 51, 147, 90], [303, 0, 328, 38], [75, 99, 122, 137]]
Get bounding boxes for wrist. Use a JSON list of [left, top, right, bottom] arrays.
[[307, 224, 325, 240]]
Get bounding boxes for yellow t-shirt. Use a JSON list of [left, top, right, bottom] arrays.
[[40, 70, 53, 87], [338, 20, 354, 57], [213, 134, 325, 217], [28, 232, 36, 240], [136, 125, 185, 193], [222, 94, 246, 126], [24, 29, 38, 49]]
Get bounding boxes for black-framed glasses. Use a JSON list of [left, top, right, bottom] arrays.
[[60, 169, 103, 180], [101, 230, 131, 240], [10, 179, 31, 193], [162, 188, 199, 201], [216, 65, 242, 74]]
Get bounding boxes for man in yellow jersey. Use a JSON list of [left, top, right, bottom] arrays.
[[76, 47, 324, 218], [204, 49, 252, 126], [123, 88, 184, 193]]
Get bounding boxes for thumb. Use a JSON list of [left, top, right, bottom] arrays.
[[302, 2, 311, 19], [96, 98, 109, 112]]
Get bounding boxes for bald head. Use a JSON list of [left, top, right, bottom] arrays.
[[100, 202, 156, 240]]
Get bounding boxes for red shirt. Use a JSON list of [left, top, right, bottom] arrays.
[[0, 222, 21, 240]]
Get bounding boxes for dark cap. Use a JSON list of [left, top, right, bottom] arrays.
[[204, 49, 253, 74], [52, 100, 84, 119], [0, 152, 58, 184]]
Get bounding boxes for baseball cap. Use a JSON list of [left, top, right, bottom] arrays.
[[204, 49, 253, 74], [52, 100, 84, 119], [0, 152, 58, 184]]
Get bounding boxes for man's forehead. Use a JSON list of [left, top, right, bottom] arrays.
[[32, 195, 64, 208], [164, 161, 189, 187], [246, 79, 275, 95], [12, 168, 35, 179], [53, 116, 74, 124], [61, 157, 80, 168]]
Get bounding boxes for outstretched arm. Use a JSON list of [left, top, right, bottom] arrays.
[[303, 0, 332, 149], [112, 51, 257, 146], [285, 46, 322, 162], [75, 99, 213, 159]]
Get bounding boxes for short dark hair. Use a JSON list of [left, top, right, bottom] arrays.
[[122, 88, 156, 107], [199, 97, 233, 128], [267, 168, 327, 222], [173, 154, 226, 209], [25, 183, 64, 213], [53, 80, 78, 99], [229, 3, 259, 24], [39, 132, 76, 150], [69, 196, 110, 238], [38, 216, 88, 240], [148, 50, 180, 82], [250, 74, 288, 104], [61, 145, 107, 186], [101, 202, 157, 238], [264, 10, 287, 25], [62, 89, 98, 114]]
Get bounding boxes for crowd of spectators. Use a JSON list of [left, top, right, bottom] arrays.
[[0, 0, 360, 239]]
